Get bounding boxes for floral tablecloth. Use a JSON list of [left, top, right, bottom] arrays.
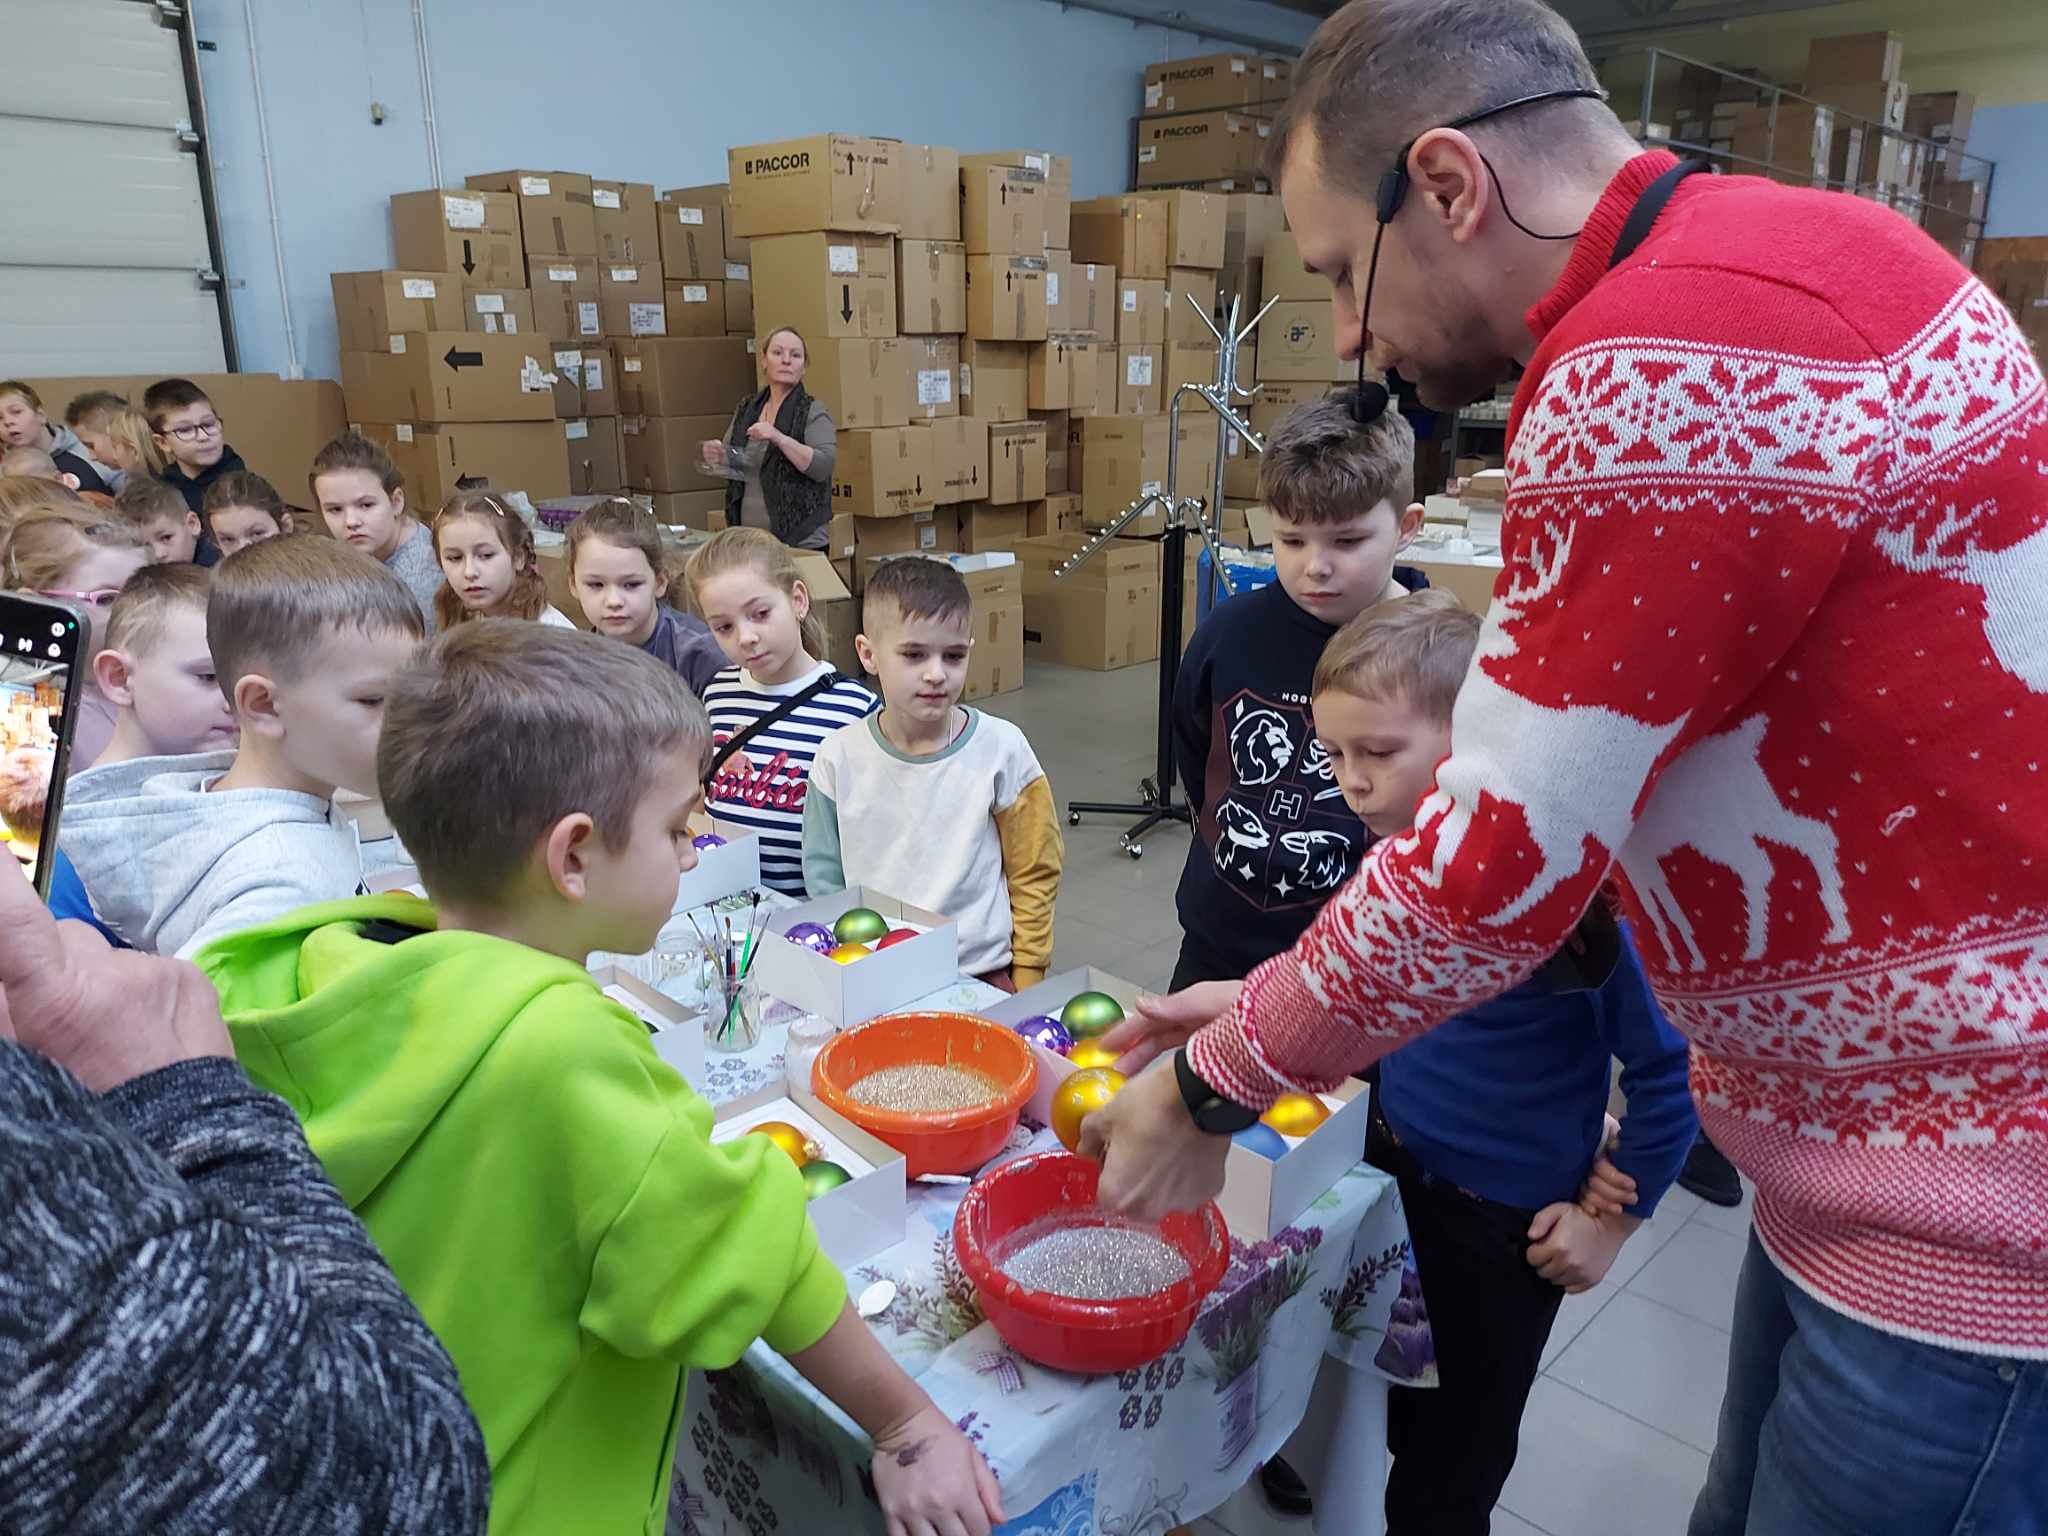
[[623, 896, 1433, 1536]]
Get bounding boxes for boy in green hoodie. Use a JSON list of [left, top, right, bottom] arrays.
[[199, 620, 1004, 1536]]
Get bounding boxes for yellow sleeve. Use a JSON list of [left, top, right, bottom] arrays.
[[994, 774, 1063, 986]]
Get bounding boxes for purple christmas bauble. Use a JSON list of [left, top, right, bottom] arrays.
[[1012, 1014, 1074, 1056], [691, 833, 727, 850], [785, 921, 837, 954]]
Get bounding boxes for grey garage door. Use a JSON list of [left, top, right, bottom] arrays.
[[0, 0, 230, 375]]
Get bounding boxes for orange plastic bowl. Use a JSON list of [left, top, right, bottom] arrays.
[[811, 1011, 1038, 1177], [951, 1152, 1230, 1373]]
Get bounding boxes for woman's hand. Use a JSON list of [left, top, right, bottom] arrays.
[[700, 439, 725, 468], [745, 421, 784, 447]]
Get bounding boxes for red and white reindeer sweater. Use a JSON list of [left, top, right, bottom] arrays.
[[1192, 152, 2048, 1357]]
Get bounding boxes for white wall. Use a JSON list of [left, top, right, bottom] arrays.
[[1969, 104, 2048, 238], [196, 0, 1319, 381]]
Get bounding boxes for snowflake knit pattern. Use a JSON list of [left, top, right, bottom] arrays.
[[1191, 153, 2048, 1358]]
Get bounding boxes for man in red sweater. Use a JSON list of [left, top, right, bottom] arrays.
[[1083, 1, 2047, 1531]]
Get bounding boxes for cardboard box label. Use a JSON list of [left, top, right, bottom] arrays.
[[554, 348, 582, 370], [726, 261, 750, 281], [825, 244, 863, 276], [1138, 146, 1159, 164], [548, 265, 578, 282], [629, 303, 666, 336], [1146, 82, 1164, 107], [678, 284, 710, 303], [584, 357, 603, 388], [395, 423, 414, 442], [1122, 287, 1139, 311], [917, 369, 952, 406], [389, 334, 407, 353], [677, 205, 705, 225], [400, 277, 438, 300], [443, 194, 485, 229], [520, 175, 552, 196], [1127, 353, 1155, 385], [593, 187, 621, 210], [473, 293, 504, 314], [621, 355, 642, 372], [611, 266, 640, 282], [566, 419, 590, 440], [1045, 271, 1061, 306], [520, 355, 550, 392], [578, 301, 600, 335]]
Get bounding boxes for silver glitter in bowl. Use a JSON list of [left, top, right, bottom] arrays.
[[846, 1063, 1002, 1112], [996, 1221, 1191, 1300]]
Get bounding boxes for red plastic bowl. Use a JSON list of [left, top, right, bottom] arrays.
[[811, 1011, 1037, 1177], [951, 1151, 1230, 1373]]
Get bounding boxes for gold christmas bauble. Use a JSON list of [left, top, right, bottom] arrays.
[[747, 1120, 820, 1167], [1260, 1092, 1332, 1138], [1050, 1067, 1126, 1152], [828, 942, 871, 965], [1066, 1038, 1123, 1071]]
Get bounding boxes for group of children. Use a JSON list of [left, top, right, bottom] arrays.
[[0, 365, 1696, 1534]]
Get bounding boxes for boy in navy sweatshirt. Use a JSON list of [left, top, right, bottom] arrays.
[[1169, 389, 1427, 987], [1311, 589, 1696, 1533]]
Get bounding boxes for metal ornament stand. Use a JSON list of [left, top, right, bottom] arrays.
[[1062, 290, 1275, 858]]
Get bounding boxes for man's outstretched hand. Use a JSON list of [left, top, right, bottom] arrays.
[[1095, 979, 1244, 1073], [1076, 1055, 1231, 1223], [0, 864, 231, 1090]]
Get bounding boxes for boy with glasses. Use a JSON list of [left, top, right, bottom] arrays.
[[142, 380, 241, 564]]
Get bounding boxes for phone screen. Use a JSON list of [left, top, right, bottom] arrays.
[[0, 595, 88, 897]]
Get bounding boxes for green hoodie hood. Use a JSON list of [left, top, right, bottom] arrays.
[[202, 893, 598, 1207], [199, 896, 847, 1536]]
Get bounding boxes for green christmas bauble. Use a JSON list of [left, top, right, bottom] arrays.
[[833, 907, 890, 944], [1060, 990, 1126, 1040], [801, 1159, 853, 1199]]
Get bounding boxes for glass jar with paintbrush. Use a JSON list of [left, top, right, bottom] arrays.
[[684, 898, 770, 1054]]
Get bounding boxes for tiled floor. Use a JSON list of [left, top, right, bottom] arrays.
[[983, 659, 1751, 1536]]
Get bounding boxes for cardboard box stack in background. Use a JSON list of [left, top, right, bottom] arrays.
[[339, 215, 583, 504], [1135, 51, 1292, 192], [729, 134, 929, 580], [616, 336, 757, 510], [658, 184, 756, 336]]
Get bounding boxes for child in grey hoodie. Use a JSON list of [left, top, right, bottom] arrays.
[[61, 536, 427, 960]]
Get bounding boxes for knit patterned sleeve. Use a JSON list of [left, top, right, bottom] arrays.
[[1190, 274, 1875, 1106], [82, 1057, 492, 1535]]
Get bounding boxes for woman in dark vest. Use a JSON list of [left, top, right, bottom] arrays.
[[700, 326, 836, 549]]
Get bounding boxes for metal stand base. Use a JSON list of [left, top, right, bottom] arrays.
[[1066, 779, 1191, 860]]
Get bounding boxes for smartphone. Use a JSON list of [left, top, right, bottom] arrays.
[[0, 592, 89, 898]]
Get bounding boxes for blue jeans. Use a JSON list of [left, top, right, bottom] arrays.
[[1690, 1231, 2047, 1536]]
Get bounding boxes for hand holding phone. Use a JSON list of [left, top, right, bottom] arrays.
[[0, 592, 89, 898], [0, 853, 232, 1089]]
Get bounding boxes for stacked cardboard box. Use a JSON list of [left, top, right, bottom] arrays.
[[658, 184, 755, 337], [1257, 231, 1347, 383], [1017, 534, 1161, 671], [616, 336, 757, 523], [337, 243, 580, 506]]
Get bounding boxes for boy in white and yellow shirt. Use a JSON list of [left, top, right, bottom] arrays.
[[803, 557, 1063, 989]]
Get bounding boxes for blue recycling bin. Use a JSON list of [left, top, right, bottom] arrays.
[[1194, 544, 1278, 629]]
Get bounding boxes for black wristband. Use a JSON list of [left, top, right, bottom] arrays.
[[1174, 1047, 1260, 1135]]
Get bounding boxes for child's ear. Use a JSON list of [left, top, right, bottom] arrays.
[[231, 672, 285, 739], [1395, 501, 1425, 549], [279, 510, 294, 534], [790, 578, 811, 621], [853, 633, 878, 676], [541, 812, 597, 902], [60, 472, 81, 492], [184, 511, 201, 535], [390, 488, 406, 519], [93, 649, 136, 706]]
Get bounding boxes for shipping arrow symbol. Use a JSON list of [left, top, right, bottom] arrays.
[[915, 475, 923, 493], [846, 152, 856, 178], [443, 346, 484, 370], [461, 239, 475, 276], [1000, 182, 1009, 207], [839, 285, 853, 323]]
